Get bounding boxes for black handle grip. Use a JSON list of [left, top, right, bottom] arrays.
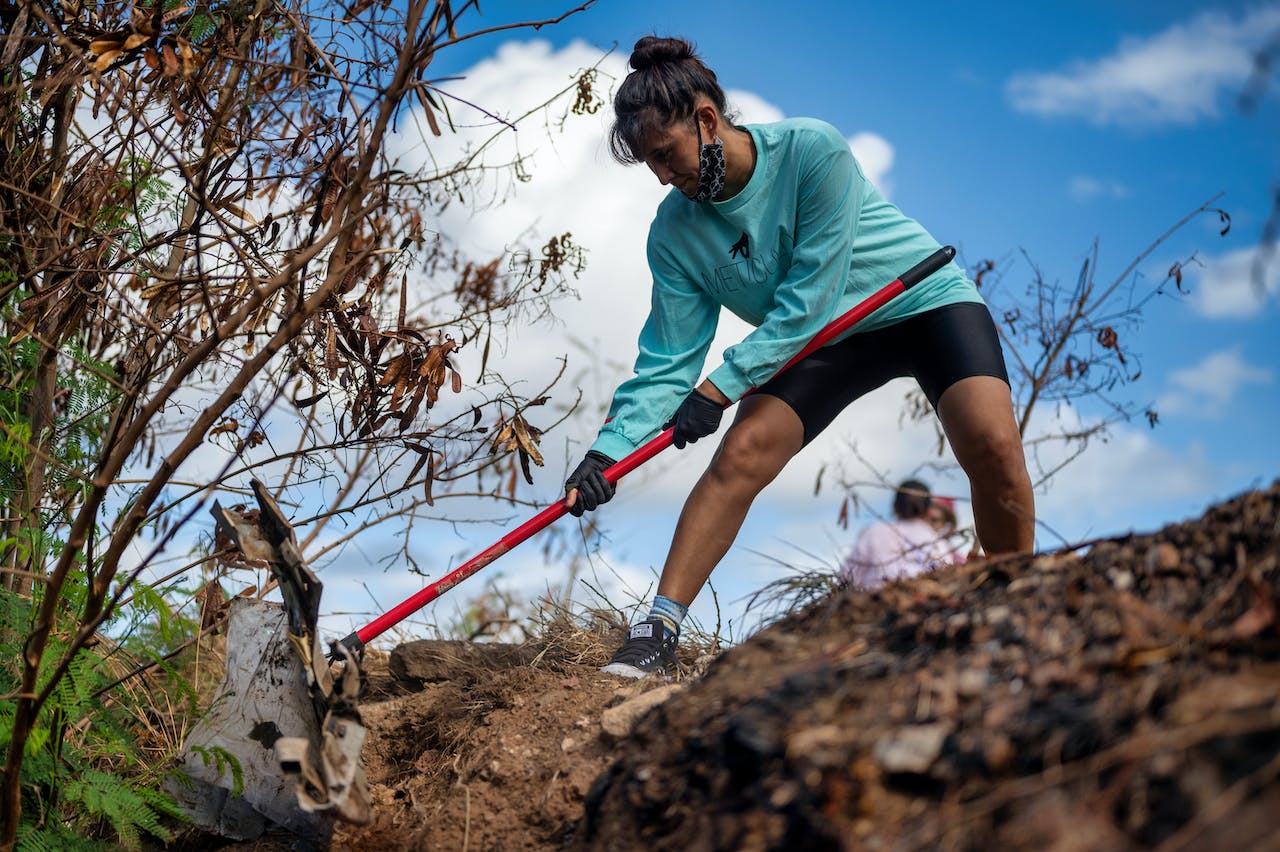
[[328, 631, 365, 664], [900, 245, 956, 290]]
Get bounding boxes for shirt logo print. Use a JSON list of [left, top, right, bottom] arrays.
[[729, 231, 750, 259]]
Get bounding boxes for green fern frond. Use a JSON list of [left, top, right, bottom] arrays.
[[16, 821, 100, 852], [136, 784, 190, 823], [62, 767, 178, 848], [190, 744, 245, 797]]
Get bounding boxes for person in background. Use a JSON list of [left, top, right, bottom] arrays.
[[841, 480, 957, 589]]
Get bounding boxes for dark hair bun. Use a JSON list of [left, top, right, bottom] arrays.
[[629, 36, 695, 71]]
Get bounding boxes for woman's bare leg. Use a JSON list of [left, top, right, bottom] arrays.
[[935, 375, 1035, 554], [655, 395, 805, 605]]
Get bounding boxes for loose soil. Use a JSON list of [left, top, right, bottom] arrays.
[[241, 482, 1280, 850]]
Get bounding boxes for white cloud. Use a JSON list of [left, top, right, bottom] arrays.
[[1006, 5, 1280, 126], [1016, 402, 1219, 541], [1067, 175, 1130, 202], [1157, 346, 1273, 416], [1187, 246, 1280, 318], [848, 132, 894, 195], [725, 88, 786, 125], [1036, 432, 1217, 538]]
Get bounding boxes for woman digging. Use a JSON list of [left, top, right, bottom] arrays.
[[564, 36, 1034, 678]]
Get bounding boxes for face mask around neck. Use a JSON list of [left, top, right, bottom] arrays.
[[692, 122, 725, 203]]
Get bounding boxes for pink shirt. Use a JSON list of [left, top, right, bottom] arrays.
[[841, 518, 958, 589]]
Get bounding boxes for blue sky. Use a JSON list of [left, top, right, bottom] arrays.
[[300, 1, 1280, 642]]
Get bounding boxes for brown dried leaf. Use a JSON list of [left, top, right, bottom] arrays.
[[424, 451, 436, 506], [518, 449, 534, 485], [377, 352, 406, 388], [319, 179, 340, 224], [390, 362, 414, 410], [489, 419, 514, 455], [207, 419, 239, 440], [415, 85, 442, 136], [294, 389, 328, 409], [160, 42, 179, 77], [196, 581, 228, 632], [1121, 645, 1177, 669], [325, 324, 340, 378], [236, 429, 266, 451], [90, 48, 124, 72], [219, 200, 258, 225], [177, 39, 197, 76], [89, 38, 124, 56], [405, 447, 429, 490], [343, 0, 378, 21], [513, 417, 543, 467], [401, 380, 428, 430], [420, 343, 446, 378]]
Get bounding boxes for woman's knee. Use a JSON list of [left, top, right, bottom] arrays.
[[708, 414, 797, 486], [951, 418, 1025, 478]]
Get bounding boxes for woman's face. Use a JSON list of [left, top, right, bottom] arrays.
[[638, 108, 715, 199], [639, 121, 701, 197]]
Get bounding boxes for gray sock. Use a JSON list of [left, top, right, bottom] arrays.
[[646, 594, 688, 640]]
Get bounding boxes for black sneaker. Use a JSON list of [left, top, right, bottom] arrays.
[[600, 617, 679, 678]]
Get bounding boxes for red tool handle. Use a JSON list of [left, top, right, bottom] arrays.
[[340, 246, 956, 652]]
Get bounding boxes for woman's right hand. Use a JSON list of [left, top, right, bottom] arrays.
[[564, 451, 617, 517]]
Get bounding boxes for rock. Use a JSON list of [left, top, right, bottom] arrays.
[[388, 639, 533, 682], [1146, 542, 1181, 572], [1107, 568, 1135, 591], [600, 684, 684, 738], [872, 722, 952, 774], [688, 652, 722, 679], [786, 725, 851, 767], [956, 667, 989, 697], [982, 733, 1015, 772], [984, 605, 1011, 625]]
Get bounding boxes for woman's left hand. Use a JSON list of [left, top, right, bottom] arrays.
[[664, 388, 725, 449]]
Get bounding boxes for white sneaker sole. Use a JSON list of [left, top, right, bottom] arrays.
[[600, 662, 654, 678]]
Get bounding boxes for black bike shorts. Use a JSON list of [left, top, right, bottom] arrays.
[[754, 301, 1010, 446]]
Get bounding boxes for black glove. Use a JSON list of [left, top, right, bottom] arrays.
[[564, 451, 616, 517], [663, 388, 724, 449]]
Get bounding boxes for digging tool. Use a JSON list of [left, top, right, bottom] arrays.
[[167, 481, 370, 843], [337, 245, 957, 655]]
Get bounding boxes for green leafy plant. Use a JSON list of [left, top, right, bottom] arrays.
[[1, 586, 189, 849]]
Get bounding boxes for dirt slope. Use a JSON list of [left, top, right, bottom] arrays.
[[336, 482, 1280, 851]]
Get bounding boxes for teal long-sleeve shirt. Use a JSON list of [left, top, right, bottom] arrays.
[[590, 117, 984, 461]]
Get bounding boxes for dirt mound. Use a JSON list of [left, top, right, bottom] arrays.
[[332, 615, 709, 850], [577, 483, 1280, 851], [333, 483, 1279, 851]]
